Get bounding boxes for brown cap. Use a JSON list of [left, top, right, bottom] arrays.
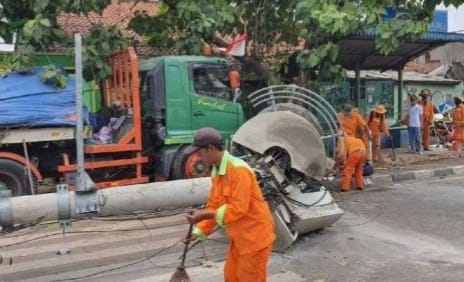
[[185, 127, 224, 154]]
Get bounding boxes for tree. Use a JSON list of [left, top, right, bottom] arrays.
[[0, 0, 129, 86], [1, 0, 463, 88], [129, 0, 464, 88]]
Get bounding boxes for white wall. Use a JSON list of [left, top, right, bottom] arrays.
[[437, 3, 464, 33]]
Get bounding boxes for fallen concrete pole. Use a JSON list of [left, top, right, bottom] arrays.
[[3, 177, 211, 227]]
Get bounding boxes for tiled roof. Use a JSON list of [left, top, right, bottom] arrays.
[[403, 61, 434, 74], [57, 0, 159, 41]]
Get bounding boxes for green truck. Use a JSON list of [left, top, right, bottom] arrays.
[[0, 48, 245, 195]]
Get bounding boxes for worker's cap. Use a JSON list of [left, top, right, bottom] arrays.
[[184, 127, 224, 154], [454, 96, 463, 103], [343, 104, 353, 113], [374, 104, 387, 114]]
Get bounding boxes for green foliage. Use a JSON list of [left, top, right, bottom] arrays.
[[129, 0, 464, 89], [1, 0, 464, 90], [129, 1, 238, 55], [0, 0, 129, 85], [40, 65, 67, 89], [81, 25, 128, 81]]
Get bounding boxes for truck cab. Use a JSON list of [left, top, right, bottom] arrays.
[[139, 56, 245, 179]]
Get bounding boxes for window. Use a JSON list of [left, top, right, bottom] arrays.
[[191, 63, 231, 101]]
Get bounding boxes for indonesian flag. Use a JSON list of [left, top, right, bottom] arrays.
[[217, 34, 247, 56]]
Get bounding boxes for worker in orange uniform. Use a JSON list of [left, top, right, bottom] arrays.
[[452, 96, 464, 151], [183, 127, 275, 282], [229, 66, 242, 102], [336, 134, 367, 192], [419, 89, 438, 151], [366, 105, 390, 162], [339, 104, 372, 161], [338, 104, 371, 138]]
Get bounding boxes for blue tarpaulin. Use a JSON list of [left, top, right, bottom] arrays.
[[0, 69, 77, 127]]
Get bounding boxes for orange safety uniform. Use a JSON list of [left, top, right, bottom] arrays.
[[420, 101, 435, 150], [366, 112, 390, 162], [338, 111, 367, 138], [339, 136, 367, 191], [229, 70, 240, 90], [193, 151, 275, 282], [452, 104, 464, 151]]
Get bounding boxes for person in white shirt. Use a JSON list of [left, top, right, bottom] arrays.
[[407, 95, 423, 154]]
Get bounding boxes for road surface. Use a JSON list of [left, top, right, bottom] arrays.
[[1, 176, 463, 281]]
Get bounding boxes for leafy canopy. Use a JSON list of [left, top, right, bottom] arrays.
[[129, 0, 464, 86], [0, 0, 128, 87], [1, 0, 463, 88]]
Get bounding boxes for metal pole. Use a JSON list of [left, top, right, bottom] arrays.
[[398, 67, 404, 121], [355, 62, 361, 110], [74, 34, 84, 191], [22, 140, 35, 195], [6, 178, 212, 226]]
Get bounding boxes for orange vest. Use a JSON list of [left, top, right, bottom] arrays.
[[229, 70, 240, 89], [195, 151, 275, 255], [366, 113, 390, 137], [345, 135, 366, 155], [453, 104, 464, 135], [338, 111, 366, 137], [421, 102, 434, 123]]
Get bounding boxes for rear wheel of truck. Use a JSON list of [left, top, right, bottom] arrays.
[[171, 146, 210, 179], [0, 159, 37, 196]]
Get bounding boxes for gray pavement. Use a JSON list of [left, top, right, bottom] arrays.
[[371, 148, 464, 186], [2, 176, 464, 281]]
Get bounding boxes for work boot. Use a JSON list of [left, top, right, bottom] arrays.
[[356, 187, 364, 191]]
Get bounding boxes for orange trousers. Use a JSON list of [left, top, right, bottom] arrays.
[[422, 124, 431, 150], [341, 151, 366, 191], [370, 135, 383, 162], [452, 132, 464, 151], [224, 242, 273, 282]]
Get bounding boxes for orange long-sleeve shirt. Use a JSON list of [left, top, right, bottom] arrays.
[[229, 70, 240, 89], [366, 113, 390, 138], [345, 135, 366, 154], [453, 104, 464, 137], [336, 135, 366, 162], [338, 111, 366, 137], [421, 102, 435, 124], [193, 151, 275, 255]]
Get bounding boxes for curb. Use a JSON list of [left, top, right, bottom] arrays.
[[372, 165, 464, 185]]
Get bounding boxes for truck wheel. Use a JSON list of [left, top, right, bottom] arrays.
[[171, 146, 210, 180], [0, 159, 37, 196]]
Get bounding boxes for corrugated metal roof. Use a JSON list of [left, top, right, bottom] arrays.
[[353, 29, 464, 42], [337, 30, 464, 71], [345, 70, 462, 84]]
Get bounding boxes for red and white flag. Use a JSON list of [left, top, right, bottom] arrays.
[[217, 34, 247, 56]]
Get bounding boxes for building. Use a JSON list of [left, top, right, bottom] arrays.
[[414, 4, 464, 79]]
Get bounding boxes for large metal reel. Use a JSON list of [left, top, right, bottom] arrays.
[[233, 111, 327, 180], [248, 85, 339, 141]]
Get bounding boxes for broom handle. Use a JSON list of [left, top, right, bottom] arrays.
[[180, 223, 194, 268]]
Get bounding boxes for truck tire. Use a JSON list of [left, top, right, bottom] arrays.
[[170, 145, 210, 180], [0, 159, 37, 196]]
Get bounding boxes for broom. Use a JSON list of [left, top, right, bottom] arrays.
[[390, 135, 397, 161], [170, 223, 194, 282]]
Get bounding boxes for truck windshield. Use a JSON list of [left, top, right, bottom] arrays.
[[192, 64, 231, 101]]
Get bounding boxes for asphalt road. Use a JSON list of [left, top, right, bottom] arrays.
[[1, 176, 463, 282]]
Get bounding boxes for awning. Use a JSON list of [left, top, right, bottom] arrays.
[[337, 30, 464, 71]]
